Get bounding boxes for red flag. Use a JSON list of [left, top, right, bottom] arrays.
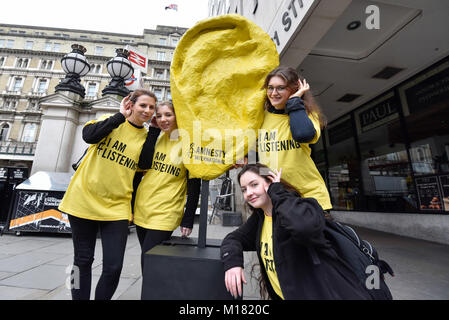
[[128, 51, 146, 69]]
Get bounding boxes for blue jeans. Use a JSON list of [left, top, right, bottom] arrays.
[[68, 214, 129, 300]]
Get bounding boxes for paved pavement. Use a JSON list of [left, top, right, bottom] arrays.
[[0, 217, 449, 300]]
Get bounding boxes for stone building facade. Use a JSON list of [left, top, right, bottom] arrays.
[[0, 23, 186, 170]]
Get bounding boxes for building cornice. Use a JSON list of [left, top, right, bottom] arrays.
[[0, 23, 144, 38]]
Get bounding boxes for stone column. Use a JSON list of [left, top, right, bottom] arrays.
[[31, 91, 82, 174]]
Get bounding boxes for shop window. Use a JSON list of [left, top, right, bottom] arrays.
[[355, 91, 417, 213], [325, 116, 360, 211], [311, 133, 328, 186], [399, 59, 449, 212]]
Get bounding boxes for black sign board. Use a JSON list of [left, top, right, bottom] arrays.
[[10, 168, 28, 181], [439, 174, 449, 212], [405, 66, 449, 114], [0, 167, 29, 182], [358, 95, 399, 132], [328, 119, 353, 146], [415, 175, 444, 212], [9, 190, 70, 233]]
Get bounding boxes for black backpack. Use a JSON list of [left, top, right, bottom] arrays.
[[322, 219, 394, 300]]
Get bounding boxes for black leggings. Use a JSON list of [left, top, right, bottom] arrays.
[[68, 214, 129, 300], [135, 225, 172, 271]]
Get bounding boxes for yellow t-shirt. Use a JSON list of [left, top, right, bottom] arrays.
[[258, 110, 332, 210], [133, 132, 187, 231], [59, 115, 148, 221], [260, 214, 284, 300]]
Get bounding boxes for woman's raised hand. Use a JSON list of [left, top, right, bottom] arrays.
[[267, 168, 282, 183], [264, 168, 282, 192], [224, 267, 247, 299], [149, 113, 159, 128], [120, 94, 133, 118], [290, 78, 310, 99]]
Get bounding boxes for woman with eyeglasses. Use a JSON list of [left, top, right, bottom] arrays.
[[257, 66, 332, 212]]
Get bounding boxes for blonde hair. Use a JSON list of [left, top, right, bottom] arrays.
[[155, 100, 174, 113]]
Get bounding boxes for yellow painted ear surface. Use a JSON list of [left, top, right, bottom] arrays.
[[171, 14, 279, 180]]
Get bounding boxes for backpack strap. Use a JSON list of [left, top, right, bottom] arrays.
[[307, 246, 321, 265]]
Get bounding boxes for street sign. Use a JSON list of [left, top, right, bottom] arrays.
[[126, 46, 148, 74]]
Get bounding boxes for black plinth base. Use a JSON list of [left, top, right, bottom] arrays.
[[222, 211, 243, 226], [141, 242, 235, 300], [162, 236, 222, 247]]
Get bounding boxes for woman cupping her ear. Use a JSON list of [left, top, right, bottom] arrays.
[[132, 101, 201, 280], [59, 89, 159, 300], [221, 164, 372, 300]]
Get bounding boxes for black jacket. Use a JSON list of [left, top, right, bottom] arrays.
[[268, 97, 316, 143], [221, 182, 372, 300]]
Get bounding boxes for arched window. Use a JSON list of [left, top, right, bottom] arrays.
[[0, 123, 10, 141], [22, 123, 37, 142]]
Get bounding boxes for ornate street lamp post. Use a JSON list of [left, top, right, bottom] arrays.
[[102, 48, 134, 97], [55, 44, 90, 98]]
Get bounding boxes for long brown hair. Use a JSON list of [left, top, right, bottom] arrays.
[[237, 163, 298, 299], [237, 163, 299, 200], [129, 88, 157, 104], [263, 66, 327, 128]]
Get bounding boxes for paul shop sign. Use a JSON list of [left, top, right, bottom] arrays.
[[358, 93, 399, 133], [268, 0, 316, 54]]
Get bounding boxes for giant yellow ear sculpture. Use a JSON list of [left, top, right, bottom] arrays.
[[170, 14, 279, 180]]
